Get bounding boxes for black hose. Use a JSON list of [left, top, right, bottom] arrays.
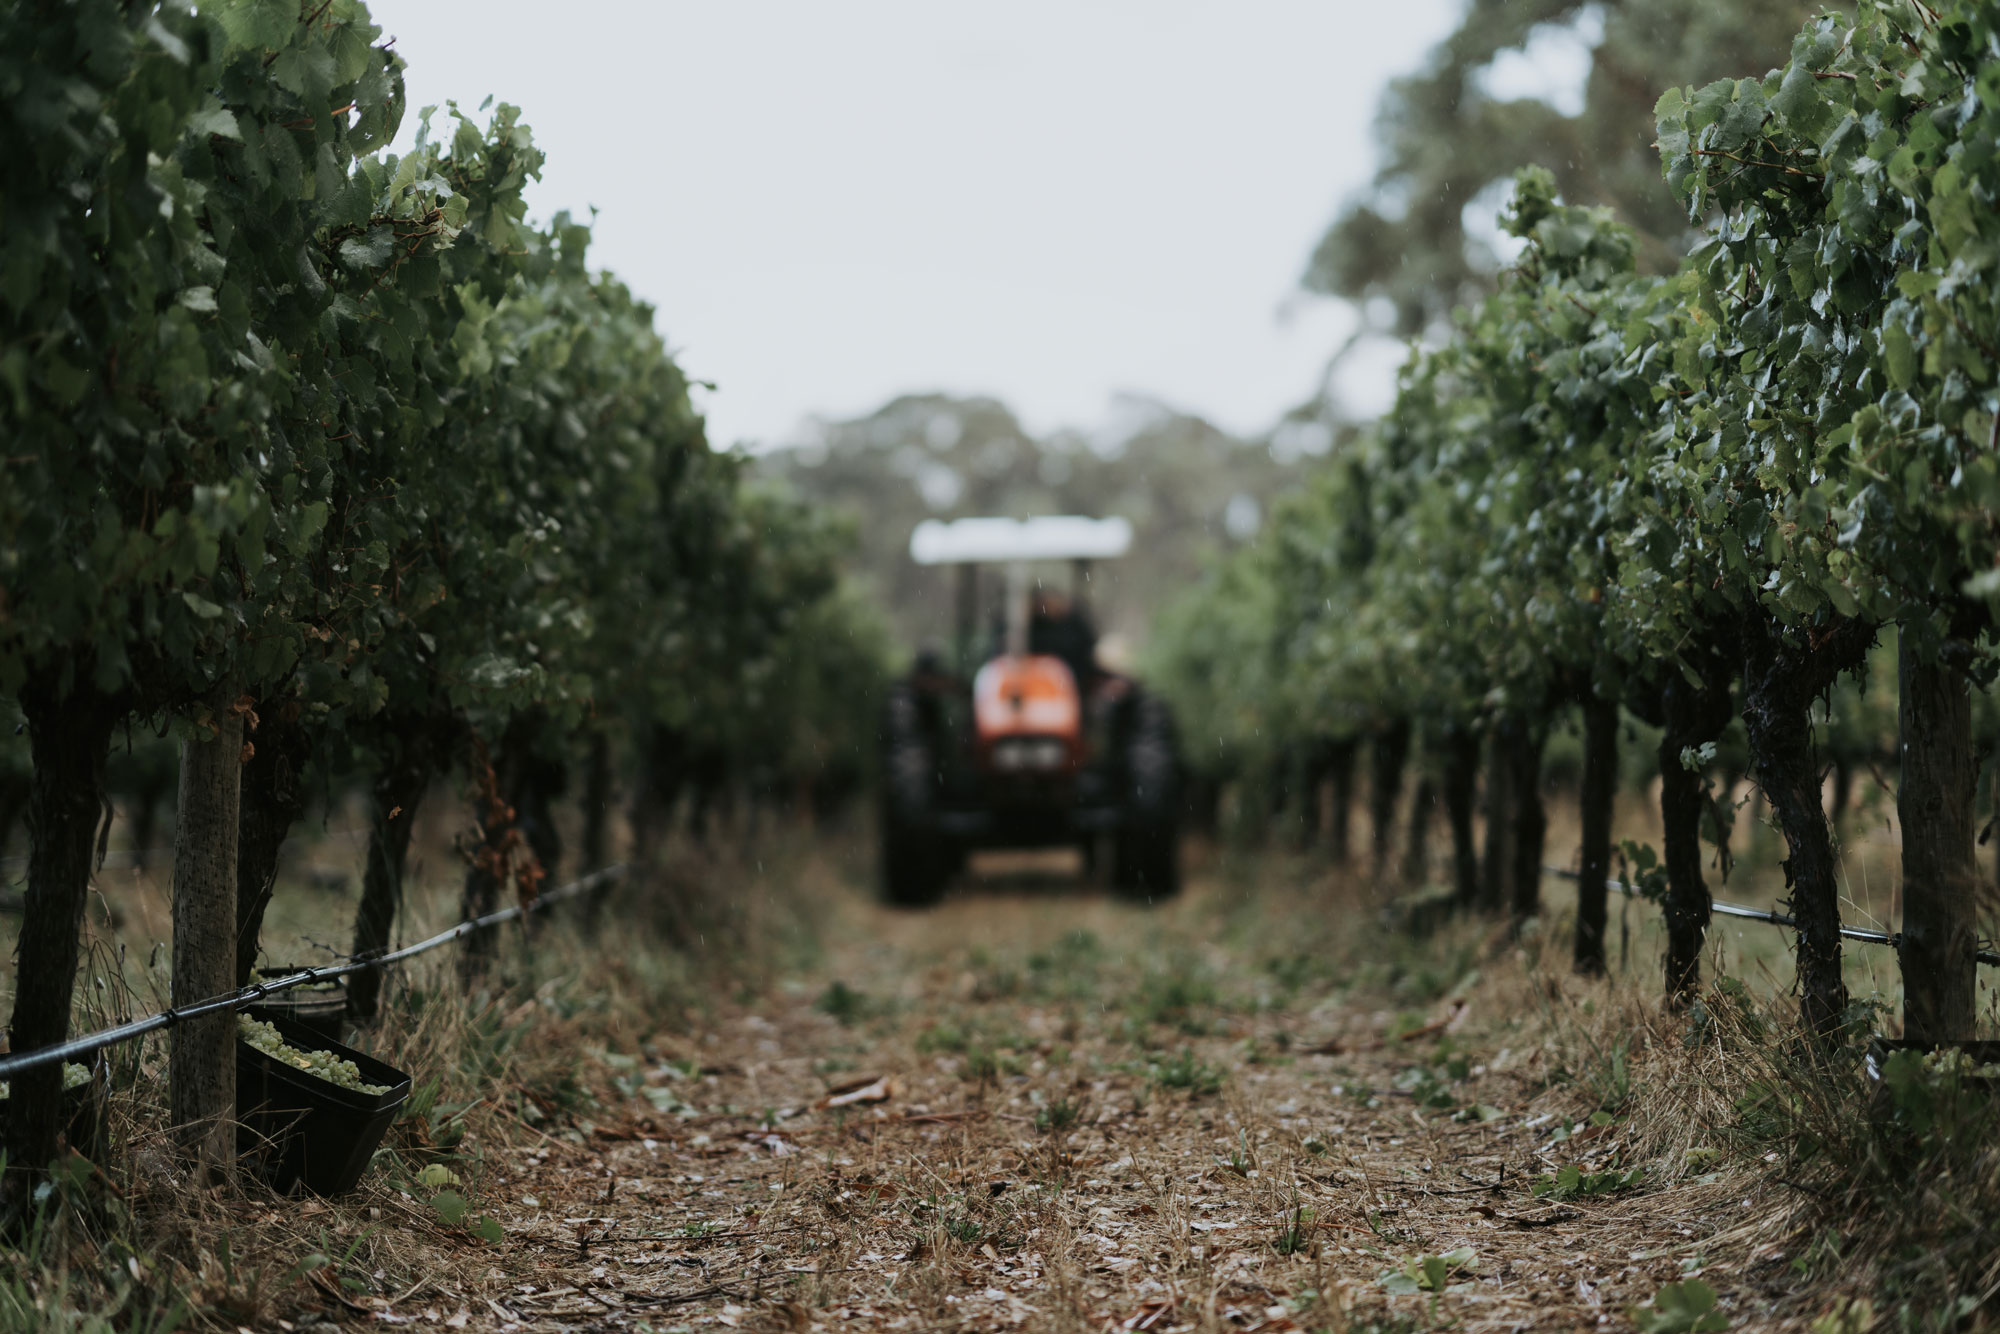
[[0, 866, 625, 1080]]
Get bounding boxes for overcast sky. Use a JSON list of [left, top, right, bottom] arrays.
[[373, 3, 1475, 449]]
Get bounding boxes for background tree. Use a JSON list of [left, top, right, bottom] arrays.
[[760, 394, 1305, 657], [1304, 0, 1822, 340]]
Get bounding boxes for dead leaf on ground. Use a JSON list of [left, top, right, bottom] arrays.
[[817, 1076, 895, 1110], [1114, 1297, 1176, 1330], [1469, 1202, 1582, 1228], [1396, 1000, 1469, 1043]]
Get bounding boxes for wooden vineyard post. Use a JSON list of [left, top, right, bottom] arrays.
[[171, 688, 244, 1182], [1896, 634, 1978, 1042]]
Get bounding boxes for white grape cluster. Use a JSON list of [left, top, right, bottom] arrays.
[[0, 1062, 93, 1100], [249, 968, 340, 993], [1924, 1048, 2000, 1081], [239, 1017, 388, 1095]]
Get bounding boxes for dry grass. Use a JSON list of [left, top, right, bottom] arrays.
[[4, 802, 1998, 1332]]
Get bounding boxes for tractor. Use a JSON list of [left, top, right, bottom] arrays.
[[878, 515, 1182, 906]]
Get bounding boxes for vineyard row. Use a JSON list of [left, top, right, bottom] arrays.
[[1153, 0, 2000, 1040], [0, 0, 885, 1188]]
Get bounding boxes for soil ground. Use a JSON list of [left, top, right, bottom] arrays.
[[362, 843, 1796, 1334], [6, 806, 1940, 1333]]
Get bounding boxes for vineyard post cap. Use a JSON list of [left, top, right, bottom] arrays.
[[909, 515, 1133, 566]]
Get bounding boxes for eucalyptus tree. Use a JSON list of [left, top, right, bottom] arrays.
[[1306, 0, 1824, 337]]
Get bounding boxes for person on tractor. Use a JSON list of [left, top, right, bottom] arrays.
[[880, 514, 1181, 906], [1027, 590, 1098, 693]]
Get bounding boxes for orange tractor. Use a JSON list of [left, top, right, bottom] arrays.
[[879, 516, 1181, 906]]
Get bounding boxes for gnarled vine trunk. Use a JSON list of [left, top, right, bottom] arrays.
[[631, 724, 688, 869], [1507, 722, 1547, 926], [1403, 773, 1435, 886], [1443, 725, 1481, 908], [459, 714, 563, 981], [1286, 740, 1317, 850], [1478, 730, 1513, 913], [1740, 615, 1872, 1041], [1574, 695, 1618, 976], [124, 762, 174, 874], [348, 724, 437, 1023], [234, 697, 311, 985], [581, 729, 612, 874], [1369, 718, 1410, 883], [460, 732, 523, 984], [1646, 662, 1735, 1009], [4, 671, 119, 1188], [1325, 738, 1357, 864]]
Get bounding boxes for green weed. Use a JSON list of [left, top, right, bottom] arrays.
[[916, 1022, 971, 1054], [1149, 1048, 1225, 1096], [1127, 964, 1219, 1034], [1531, 1164, 1644, 1201], [815, 980, 870, 1026], [1272, 1200, 1316, 1256], [1215, 1129, 1256, 1177], [1376, 1246, 1475, 1294], [1627, 1279, 1728, 1333], [1033, 1097, 1080, 1133]]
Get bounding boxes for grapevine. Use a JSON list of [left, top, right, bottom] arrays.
[[1154, 0, 2000, 1037]]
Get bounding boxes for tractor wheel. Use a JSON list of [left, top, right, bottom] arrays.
[[881, 817, 945, 907], [880, 684, 946, 907], [1114, 693, 1181, 901]]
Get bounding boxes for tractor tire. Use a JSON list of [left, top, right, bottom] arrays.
[[1113, 692, 1181, 901], [880, 684, 947, 907], [881, 817, 945, 907]]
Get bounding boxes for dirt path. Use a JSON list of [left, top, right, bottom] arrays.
[[401, 846, 1770, 1334]]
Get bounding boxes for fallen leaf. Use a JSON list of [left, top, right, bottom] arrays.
[[822, 1073, 887, 1098], [1469, 1203, 1581, 1228], [818, 1077, 895, 1110], [1118, 1299, 1176, 1331], [1396, 1000, 1468, 1043]]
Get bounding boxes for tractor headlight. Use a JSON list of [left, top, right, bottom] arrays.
[[993, 738, 1067, 771]]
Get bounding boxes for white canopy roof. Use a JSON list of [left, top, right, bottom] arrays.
[[909, 515, 1133, 566]]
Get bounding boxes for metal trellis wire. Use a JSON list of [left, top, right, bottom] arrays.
[[0, 864, 626, 1081], [1543, 865, 2000, 967]]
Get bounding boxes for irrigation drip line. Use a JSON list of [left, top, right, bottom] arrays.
[[1543, 866, 2000, 968], [0, 865, 626, 1082]]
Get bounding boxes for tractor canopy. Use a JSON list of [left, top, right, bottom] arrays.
[[908, 515, 1132, 566]]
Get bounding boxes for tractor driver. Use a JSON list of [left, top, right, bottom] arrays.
[[1028, 590, 1098, 691]]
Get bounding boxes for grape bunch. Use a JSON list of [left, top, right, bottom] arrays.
[[238, 1017, 389, 1096], [0, 1062, 93, 1100]]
